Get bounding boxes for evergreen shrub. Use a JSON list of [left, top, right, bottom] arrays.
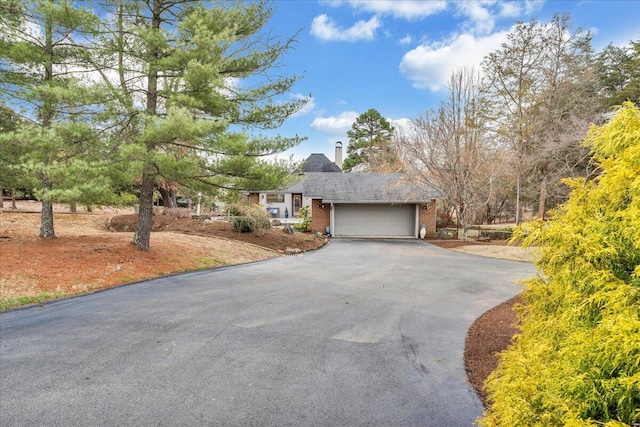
[[294, 206, 311, 231], [232, 216, 253, 233], [479, 103, 640, 426]]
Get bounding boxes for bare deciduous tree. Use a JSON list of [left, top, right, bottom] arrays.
[[400, 67, 497, 239], [483, 13, 603, 221], [527, 14, 604, 217], [482, 18, 547, 225]]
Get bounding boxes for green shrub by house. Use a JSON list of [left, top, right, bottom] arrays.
[[479, 103, 640, 426], [294, 206, 311, 232], [232, 216, 254, 233], [231, 204, 271, 235], [245, 204, 272, 234]]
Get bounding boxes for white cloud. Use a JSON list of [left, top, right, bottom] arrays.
[[453, 1, 544, 35], [399, 34, 413, 45], [310, 111, 359, 135], [456, 1, 496, 34], [389, 117, 413, 134], [345, 1, 447, 20], [399, 30, 509, 91], [520, 0, 545, 15], [311, 14, 381, 42], [498, 1, 521, 18], [497, 0, 544, 17]]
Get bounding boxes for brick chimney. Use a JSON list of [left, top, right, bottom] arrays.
[[335, 141, 343, 170]]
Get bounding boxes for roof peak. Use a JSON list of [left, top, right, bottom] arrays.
[[301, 153, 341, 173]]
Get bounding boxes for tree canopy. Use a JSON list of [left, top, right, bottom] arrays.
[[0, 0, 108, 237], [596, 40, 640, 107], [342, 108, 398, 172], [401, 67, 495, 238], [482, 13, 601, 223]]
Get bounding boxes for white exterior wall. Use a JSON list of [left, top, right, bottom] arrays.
[[303, 197, 313, 209], [257, 193, 311, 219]]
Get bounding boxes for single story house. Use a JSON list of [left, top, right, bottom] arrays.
[[248, 170, 441, 239]]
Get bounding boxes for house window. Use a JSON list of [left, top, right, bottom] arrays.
[[266, 193, 285, 203]]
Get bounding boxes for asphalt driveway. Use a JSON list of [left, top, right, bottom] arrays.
[[0, 239, 535, 426]]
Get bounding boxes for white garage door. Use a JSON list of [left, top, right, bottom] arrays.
[[333, 204, 416, 237]]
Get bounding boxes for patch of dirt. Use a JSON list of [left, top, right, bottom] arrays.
[[0, 232, 275, 303], [463, 295, 522, 406], [106, 214, 326, 253]]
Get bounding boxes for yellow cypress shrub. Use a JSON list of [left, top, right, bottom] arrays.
[[479, 103, 640, 426]]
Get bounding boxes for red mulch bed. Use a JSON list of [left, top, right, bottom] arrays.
[[464, 295, 522, 405], [107, 214, 327, 253]]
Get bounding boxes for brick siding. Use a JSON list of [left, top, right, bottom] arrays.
[[311, 199, 330, 234], [418, 199, 437, 237], [248, 193, 259, 205]]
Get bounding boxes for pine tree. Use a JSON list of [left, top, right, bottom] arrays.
[[342, 108, 397, 172], [92, 0, 307, 250], [0, 105, 24, 208], [596, 39, 640, 107], [0, 0, 106, 238]]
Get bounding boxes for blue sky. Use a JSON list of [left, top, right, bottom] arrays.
[[259, 0, 640, 163]]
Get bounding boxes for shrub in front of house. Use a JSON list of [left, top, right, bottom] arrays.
[[228, 204, 244, 217], [294, 206, 311, 232], [232, 216, 253, 233], [245, 204, 271, 233], [231, 204, 271, 235], [245, 205, 271, 236]]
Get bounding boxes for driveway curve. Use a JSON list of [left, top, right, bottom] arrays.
[[1, 239, 535, 426]]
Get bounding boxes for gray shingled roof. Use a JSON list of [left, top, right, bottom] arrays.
[[262, 174, 305, 194], [303, 173, 441, 203], [301, 153, 341, 173]]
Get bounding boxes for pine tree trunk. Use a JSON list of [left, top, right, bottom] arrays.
[[132, 0, 162, 251], [11, 191, 16, 209], [158, 186, 176, 208], [39, 9, 56, 238], [40, 175, 56, 238], [132, 162, 155, 251], [70, 201, 77, 213], [0, 185, 3, 208]]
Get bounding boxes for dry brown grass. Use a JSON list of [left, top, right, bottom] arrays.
[[451, 245, 539, 262], [0, 206, 280, 310]]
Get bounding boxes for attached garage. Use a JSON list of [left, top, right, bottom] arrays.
[[333, 203, 417, 238], [270, 171, 442, 238]]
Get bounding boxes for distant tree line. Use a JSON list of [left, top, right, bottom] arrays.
[[343, 14, 639, 239]]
